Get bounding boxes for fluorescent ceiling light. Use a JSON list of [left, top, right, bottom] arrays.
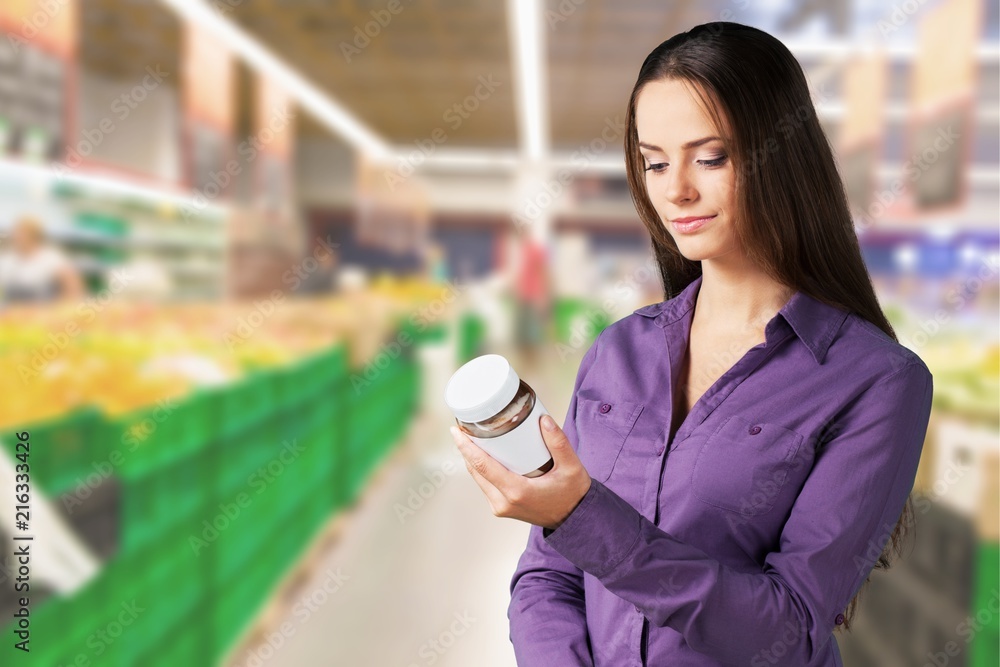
[[508, 0, 549, 161], [410, 149, 522, 170], [158, 0, 393, 161]]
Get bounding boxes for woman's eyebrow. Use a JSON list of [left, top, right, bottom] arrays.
[[639, 136, 722, 151]]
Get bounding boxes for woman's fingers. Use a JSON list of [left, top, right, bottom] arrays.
[[538, 414, 580, 470], [450, 426, 521, 490], [450, 426, 527, 515], [463, 460, 509, 512]]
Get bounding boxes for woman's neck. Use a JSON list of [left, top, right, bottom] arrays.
[[695, 259, 795, 337]]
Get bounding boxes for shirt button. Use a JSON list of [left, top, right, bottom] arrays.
[[749, 425, 762, 435], [654, 445, 664, 456], [599, 403, 612, 414], [834, 613, 845, 626]]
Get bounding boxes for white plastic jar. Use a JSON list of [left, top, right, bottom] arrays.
[[444, 354, 553, 477]]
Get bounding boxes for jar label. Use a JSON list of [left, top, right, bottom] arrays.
[[468, 398, 551, 475]]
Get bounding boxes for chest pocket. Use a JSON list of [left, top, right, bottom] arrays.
[[691, 415, 805, 516], [574, 397, 643, 482]]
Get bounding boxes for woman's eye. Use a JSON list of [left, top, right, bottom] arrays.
[[699, 155, 728, 168], [644, 162, 668, 173]]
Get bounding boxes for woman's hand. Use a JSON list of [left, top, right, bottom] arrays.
[[451, 414, 593, 531]]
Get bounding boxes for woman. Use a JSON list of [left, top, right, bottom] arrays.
[[0, 216, 83, 303], [450, 22, 934, 666]]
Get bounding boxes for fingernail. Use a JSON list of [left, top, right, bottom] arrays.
[[449, 426, 460, 439], [541, 415, 556, 431]]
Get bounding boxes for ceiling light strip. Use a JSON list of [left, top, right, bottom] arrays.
[[508, 0, 549, 161], [158, 0, 393, 160]]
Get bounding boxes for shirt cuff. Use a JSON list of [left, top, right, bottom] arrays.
[[542, 479, 644, 579]]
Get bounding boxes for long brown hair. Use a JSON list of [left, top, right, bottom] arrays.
[[624, 21, 912, 631]]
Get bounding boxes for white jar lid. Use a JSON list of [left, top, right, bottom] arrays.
[[444, 354, 521, 423]]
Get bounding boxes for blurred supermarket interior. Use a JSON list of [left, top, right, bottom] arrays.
[[0, 0, 997, 666]]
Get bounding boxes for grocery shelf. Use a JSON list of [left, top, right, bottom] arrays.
[[0, 316, 425, 666]]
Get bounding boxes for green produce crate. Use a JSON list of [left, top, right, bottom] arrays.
[[554, 298, 611, 346], [211, 564, 273, 658], [342, 350, 419, 503], [274, 361, 303, 412], [105, 524, 211, 665], [458, 312, 486, 363], [118, 443, 212, 554], [114, 391, 207, 478], [318, 344, 349, 382], [4, 408, 103, 496], [399, 317, 447, 345], [45, 554, 147, 667], [971, 541, 999, 667], [20, 596, 76, 667], [222, 370, 276, 436], [142, 620, 206, 667], [191, 384, 229, 445], [214, 428, 263, 498], [15, 586, 93, 667]]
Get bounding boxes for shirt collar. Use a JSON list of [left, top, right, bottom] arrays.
[[633, 274, 848, 365]]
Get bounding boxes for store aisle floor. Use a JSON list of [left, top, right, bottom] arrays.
[[227, 343, 586, 667]]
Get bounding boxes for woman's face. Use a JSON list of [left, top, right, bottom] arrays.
[[635, 78, 738, 262]]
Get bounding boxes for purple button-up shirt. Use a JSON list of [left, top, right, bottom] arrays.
[[508, 274, 934, 666]]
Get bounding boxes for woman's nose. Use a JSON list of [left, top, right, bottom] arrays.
[[664, 164, 697, 205]]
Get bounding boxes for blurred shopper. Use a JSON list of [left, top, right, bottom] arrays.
[[296, 242, 340, 294], [424, 241, 448, 283], [514, 233, 550, 364], [0, 216, 83, 303]]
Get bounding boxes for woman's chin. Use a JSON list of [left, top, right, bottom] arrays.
[[673, 241, 716, 262]]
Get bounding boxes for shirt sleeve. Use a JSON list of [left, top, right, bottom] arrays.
[[543, 359, 934, 665], [507, 333, 603, 667]]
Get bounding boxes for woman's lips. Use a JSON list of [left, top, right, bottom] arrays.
[[671, 215, 715, 234]]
